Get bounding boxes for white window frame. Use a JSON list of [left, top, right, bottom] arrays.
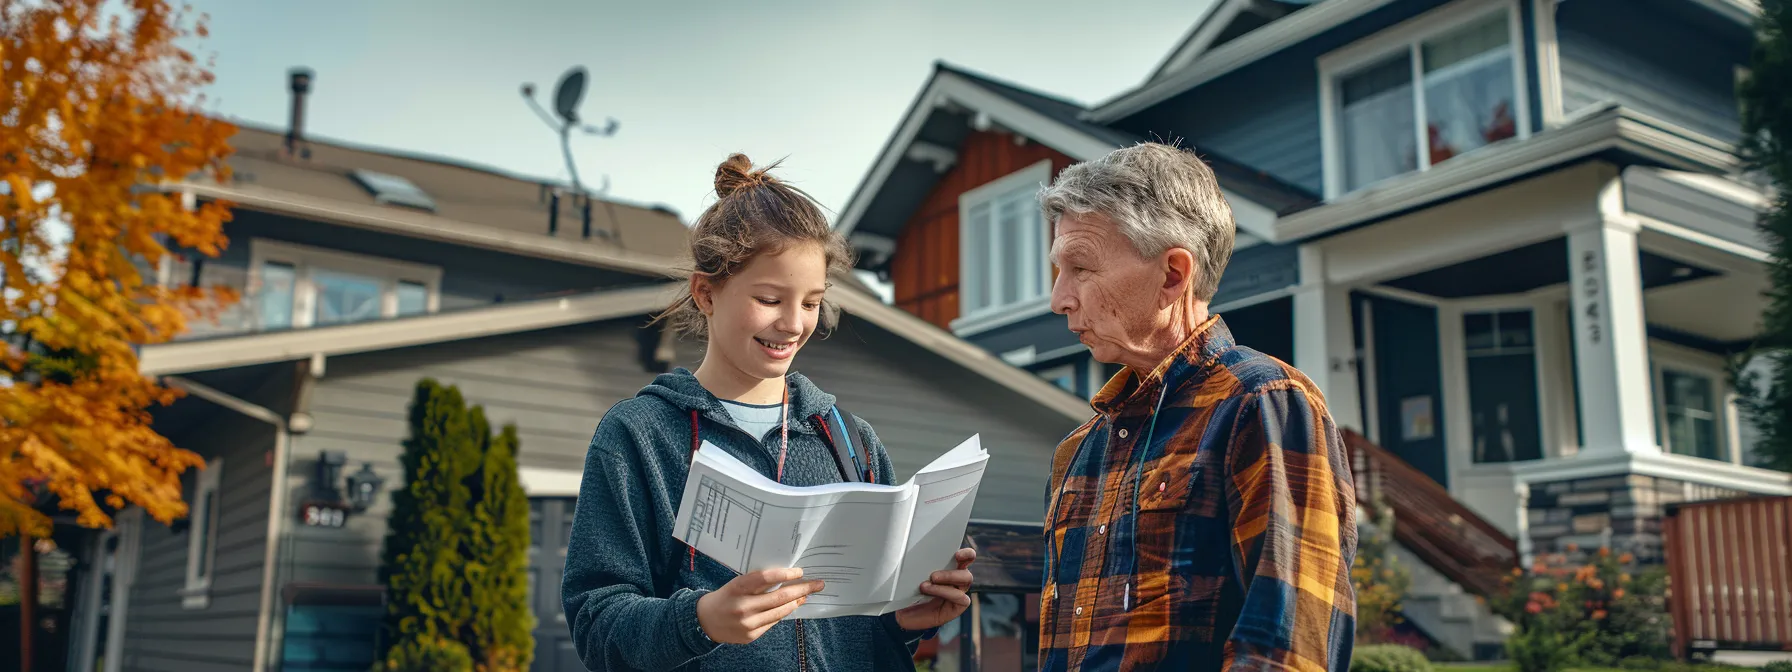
[[180, 458, 222, 609], [1317, 0, 1533, 200], [249, 239, 443, 330], [952, 160, 1054, 336], [1648, 340, 1735, 463]]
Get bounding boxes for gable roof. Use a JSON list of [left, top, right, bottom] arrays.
[[833, 62, 1313, 254], [140, 280, 1092, 423], [209, 124, 692, 262], [1145, 0, 1320, 83]]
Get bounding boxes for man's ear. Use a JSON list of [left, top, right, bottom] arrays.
[[1161, 248, 1198, 303]]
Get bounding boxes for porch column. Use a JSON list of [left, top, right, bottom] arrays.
[[1566, 210, 1658, 455], [1294, 245, 1365, 432]]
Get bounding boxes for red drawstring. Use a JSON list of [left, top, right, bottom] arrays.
[[688, 409, 699, 572]]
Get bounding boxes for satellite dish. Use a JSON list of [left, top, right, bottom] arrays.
[[553, 67, 588, 123]]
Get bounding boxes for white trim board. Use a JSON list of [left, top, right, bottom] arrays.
[[139, 283, 682, 376], [171, 182, 681, 278], [140, 282, 1095, 424], [1089, 0, 1759, 124], [1278, 106, 1739, 242], [831, 68, 1281, 243]]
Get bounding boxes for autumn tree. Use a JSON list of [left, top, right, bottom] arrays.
[[0, 0, 238, 538], [1736, 0, 1792, 471]]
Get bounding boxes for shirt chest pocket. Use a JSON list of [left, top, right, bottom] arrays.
[[1135, 459, 1200, 515]]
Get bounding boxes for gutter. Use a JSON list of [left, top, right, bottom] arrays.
[[163, 375, 291, 672], [166, 182, 683, 279], [1273, 107, 1739, 242]]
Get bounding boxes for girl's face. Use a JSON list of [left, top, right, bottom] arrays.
[[695, 242, 829, 384]]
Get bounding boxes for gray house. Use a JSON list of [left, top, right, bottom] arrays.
[[47, 70, 1087, 672]]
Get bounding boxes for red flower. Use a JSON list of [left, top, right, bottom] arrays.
[[1526, 601, 1544, 615]]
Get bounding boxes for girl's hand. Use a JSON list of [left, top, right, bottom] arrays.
[[696, 568, 826, 644], [894, 548, 977, 632]]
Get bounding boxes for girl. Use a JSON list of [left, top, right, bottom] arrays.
[[561, 154, 977, 671]]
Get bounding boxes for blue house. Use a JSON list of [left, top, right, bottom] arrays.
[[837, 0, 1787, 659]]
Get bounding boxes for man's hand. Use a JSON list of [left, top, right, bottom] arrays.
[[696, 568, 826, 644], [894, 548, 977, 632]]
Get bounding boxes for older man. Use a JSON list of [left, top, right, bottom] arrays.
[[1036, 143, 1357, 672]]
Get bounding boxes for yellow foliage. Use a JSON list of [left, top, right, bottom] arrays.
[[0, 0, 237, 537]]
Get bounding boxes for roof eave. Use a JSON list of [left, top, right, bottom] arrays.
[[170, 181, 682, 278]]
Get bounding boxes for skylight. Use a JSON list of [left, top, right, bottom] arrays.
[[350, 169, 436, 212]]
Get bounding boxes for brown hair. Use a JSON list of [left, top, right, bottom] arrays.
[[654, 153, 854, 339]]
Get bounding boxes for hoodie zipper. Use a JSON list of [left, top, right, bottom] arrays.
[[691, 403, 811, 671]]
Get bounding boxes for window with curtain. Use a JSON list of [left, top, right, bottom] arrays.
[[1330, 7, 1521, 195], [960, 165, 1050, 322]]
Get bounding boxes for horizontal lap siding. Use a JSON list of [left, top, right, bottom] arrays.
[[893, 131, 1075, 331], [284, 314, 1081, 588], [1556, 0, 1744, 143], [122, 409, 276, 672]]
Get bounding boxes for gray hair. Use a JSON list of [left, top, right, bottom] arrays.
[[1038, 142, 1236, 301]]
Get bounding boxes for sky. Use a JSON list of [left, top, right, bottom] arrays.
[[183, 0, 1216, 225]]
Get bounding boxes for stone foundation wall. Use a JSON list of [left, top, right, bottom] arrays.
[[1524, 474, 1747, 565]]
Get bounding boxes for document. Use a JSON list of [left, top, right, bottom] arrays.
[[672, 434, 988, 619]]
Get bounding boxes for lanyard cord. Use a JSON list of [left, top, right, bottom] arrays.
[[686, 381, 792, 570], [1044, 378, 1171, 611], [1124, 382, 1171, 610]]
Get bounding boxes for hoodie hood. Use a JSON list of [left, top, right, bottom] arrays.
[[638, 366, 839, 432]]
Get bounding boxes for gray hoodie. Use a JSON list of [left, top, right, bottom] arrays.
[[561, 367, 933, 671]]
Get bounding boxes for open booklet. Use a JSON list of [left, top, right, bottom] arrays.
[[671, 434, 989, 620]]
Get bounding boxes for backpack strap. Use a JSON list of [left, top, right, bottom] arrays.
[[812, 405, 874, 484]]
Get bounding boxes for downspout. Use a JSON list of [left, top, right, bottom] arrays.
[[163, 375, 291, 672]]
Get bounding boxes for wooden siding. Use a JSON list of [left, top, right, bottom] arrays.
[[1557, 0, 1745, 143], [278, 312, 1080, 585], [891, 130, 1076, 330], [120, 382, 283, 672]]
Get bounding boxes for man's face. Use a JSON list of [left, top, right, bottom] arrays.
[[1048, 212, 1166, 368]]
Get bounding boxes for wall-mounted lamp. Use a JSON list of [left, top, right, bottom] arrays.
[[301, 451, 386, 528], [344, 463, 386, 513]]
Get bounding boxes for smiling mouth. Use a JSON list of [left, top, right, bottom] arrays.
[[756, 337, 796, 352]]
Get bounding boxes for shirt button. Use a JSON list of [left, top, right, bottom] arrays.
[[1118, 428, 1129, 439], [1076, 607, 1084, 615], [1099, 524, 1107, 534]]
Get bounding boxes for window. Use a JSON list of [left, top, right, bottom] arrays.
[[1035, 363, 1077, 396], [181, 458, 222, 609], [1658, 366, 1721, 460], [1463, 310, 1543, 463], [350, 169, 437, 212], [956, 161, 1052, 330], [1321, 0, 1528, 198], [249, 239, 442, 330], [1649, 342, 1732, 462]]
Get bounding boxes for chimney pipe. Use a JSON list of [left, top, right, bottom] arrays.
[[286, 67, 314, 158]]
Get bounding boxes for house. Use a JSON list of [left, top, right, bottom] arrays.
[[836, 0, 1788, 659], [40, 69, 1089, 672]]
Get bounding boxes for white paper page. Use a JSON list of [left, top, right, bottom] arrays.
[[887, 435, 988, 612], [672, 443, 914, 614]]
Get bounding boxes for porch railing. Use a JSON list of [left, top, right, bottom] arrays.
[[1343, 429, 1520, 598]]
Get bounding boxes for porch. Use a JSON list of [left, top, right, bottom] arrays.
[[1290, 158, 1789, 565]]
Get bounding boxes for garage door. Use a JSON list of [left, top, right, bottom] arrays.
[[530, 497, 581, 672]]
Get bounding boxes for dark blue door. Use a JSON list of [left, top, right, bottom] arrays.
[[1369, 295, 1449, 489]]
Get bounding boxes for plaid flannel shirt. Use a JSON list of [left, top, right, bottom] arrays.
[[1039, 316, 1358, 672]]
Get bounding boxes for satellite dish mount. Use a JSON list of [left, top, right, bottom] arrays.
[[521, 66, 622, 237]]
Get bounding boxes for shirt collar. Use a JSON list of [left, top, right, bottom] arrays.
[[1089, 315, 1235, 415]]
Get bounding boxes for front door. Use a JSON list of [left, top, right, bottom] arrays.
[[529, 498, 580, 672], [1368, 295, 1450, 489]]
